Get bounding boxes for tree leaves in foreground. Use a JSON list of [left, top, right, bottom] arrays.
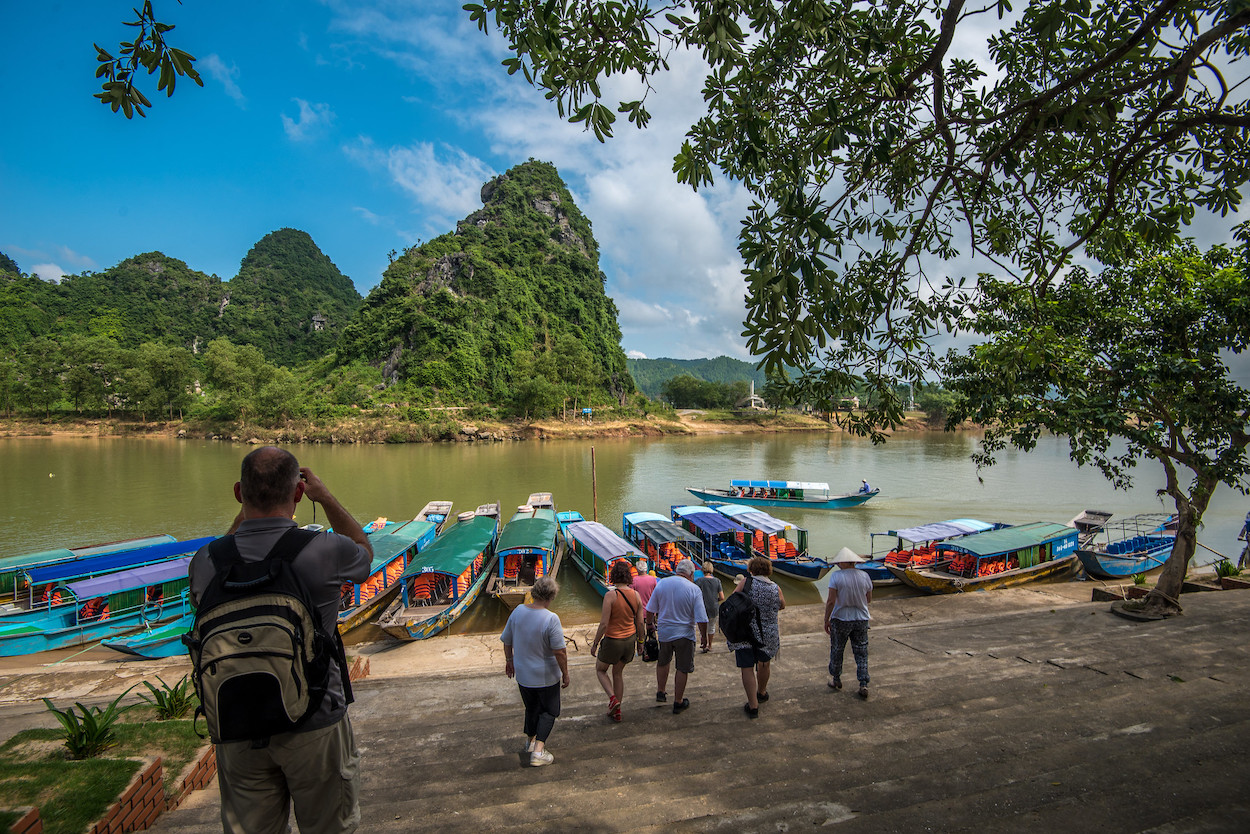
[[466, 0, 1250, 434], [943, 242, 1250, 614], [95, 0, 202, 118]]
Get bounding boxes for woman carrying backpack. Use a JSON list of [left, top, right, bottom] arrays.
[[590, 560, 645, 722], [725, 555, 785, 719]]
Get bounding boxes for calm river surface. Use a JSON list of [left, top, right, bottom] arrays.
[[1, 432, 1245, 639]]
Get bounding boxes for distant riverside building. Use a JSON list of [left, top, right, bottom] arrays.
[[312, 313, 327, 332]]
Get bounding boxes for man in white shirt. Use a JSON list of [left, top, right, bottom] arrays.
[[644, 560, 708, 713]]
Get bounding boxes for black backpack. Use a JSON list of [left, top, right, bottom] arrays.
[[184, 527, 352, 744], [718, 574, 763, 647]]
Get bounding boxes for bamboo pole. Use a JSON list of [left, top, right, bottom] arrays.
[[591, 445, 598, 522]]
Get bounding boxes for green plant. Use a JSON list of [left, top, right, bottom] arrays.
[[139, 675, 197, 720], [42, 687, 135, 759], [1132, 573, 1147, 586], [1214, 559, 1242, 578]]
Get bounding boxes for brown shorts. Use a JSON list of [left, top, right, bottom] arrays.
[[596, 636, 637, 665], [657, 638, 696, 674]]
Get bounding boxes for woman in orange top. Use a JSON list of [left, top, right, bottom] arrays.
[[590, 560, 645, 722]]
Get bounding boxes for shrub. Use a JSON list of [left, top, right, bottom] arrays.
[[1214, 559, 1242, 578], [139, 675, 197, 720], [42, 687, 135, 759]]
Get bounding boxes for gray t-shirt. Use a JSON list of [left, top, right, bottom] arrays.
[[827, 566, 873, 621], [189, 516, 372, 731], [500, 604, 565, 688], [695, 575, 722, 619]]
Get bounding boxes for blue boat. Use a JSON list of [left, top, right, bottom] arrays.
[[669, 506, 752, 578], [686, 480, 879, 510], [1076, 513, 1176, 579], [563, 520, 648, 597], [0, 557, 195, 656], [1, 534, 176, 604], [860, 519, 1005, 586], [709, 504, 833, 581], [103, 612, 195, 659], [621, 511, 705, 577]]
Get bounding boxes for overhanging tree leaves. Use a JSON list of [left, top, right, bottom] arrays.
[[466, 0, 1250, 435], [95, 0, 202, 118], [943, 242, 1250, 615]]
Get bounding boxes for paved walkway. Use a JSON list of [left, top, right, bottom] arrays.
[[134, 588, 1250, 832]]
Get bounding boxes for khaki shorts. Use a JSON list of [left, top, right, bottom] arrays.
[[596, 635, 637, 665], [657, 638, 696, 673]]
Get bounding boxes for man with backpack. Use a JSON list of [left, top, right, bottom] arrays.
[[188, 447, 372, 834]]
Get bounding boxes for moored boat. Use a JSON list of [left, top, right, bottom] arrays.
[[664, 507, 744, 577], [338, 516, 441, 633], [1076, 513, 1176, 579], [709, 504, 832, 580], [861, 519, 1005, 586], [416, 500, 455, 533], [490, 494, 561, 609], [375, 503, 500, 641], [622, 511, 705, 576], [0, 557, 195, 656], [563, 520, 648, 597], [889, 521, 1080, 594], [1, 534, 176, 605], [687, 480, 879, 510], [102, 611, 195, 659]]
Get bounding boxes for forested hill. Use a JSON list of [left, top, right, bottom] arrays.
[[628, 356, 767, 398], [336, 160, 634, 408], [0, 230, 360, 366]]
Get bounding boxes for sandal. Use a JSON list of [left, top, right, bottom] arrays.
[[607, 696, 621, 722]]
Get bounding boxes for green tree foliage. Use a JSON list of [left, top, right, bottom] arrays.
[[944, 243, 1250, 614], [337, 160, 634, 408], [467, 0, 1250, 434], [915, 387, 957, 427], [761, 370, 792, 415], [94, 0, 202, 119], [18, 337, 64, 418], [220, 229, 363, 365], [661, 373, 750, 409], [0, 251, 18, 274], [627, 356, 769, 398]]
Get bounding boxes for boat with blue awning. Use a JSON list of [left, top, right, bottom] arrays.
[[1076, 513, 1176, 579], [686, 480, 879, 510], [564, 520, 648, 597], [490, 494, 562, 609], [1, 534, 176, 605], [668, 506, 749, 578], [861, 519, 1006, 585], [710, 504, 833, 581], [621, 511, 705, 576], [376, 503, 500, 641], [0, 556, 195, 656], [888, 521, 1079, 593]]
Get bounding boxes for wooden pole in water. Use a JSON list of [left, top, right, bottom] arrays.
[[591, 445, 598, 522]]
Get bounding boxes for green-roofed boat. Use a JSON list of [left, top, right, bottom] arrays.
[[337, 515, 442, 633], [376, 503, 500, 641], [887, 521, 1080, 593], [489, 493, 562, 609]]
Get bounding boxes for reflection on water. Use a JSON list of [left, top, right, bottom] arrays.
[[2, 431, 1245, 642]]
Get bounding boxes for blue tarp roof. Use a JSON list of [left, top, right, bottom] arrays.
[[65, 556, 193, 598], [27, 536, 215, 584], [713, 504, 791, 535], [890, 520, 996, 544], [566, 522, 646, 562], [672, 507, 748, 536], [624, 511, 670, 525]]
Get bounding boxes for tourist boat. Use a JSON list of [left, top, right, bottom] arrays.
[[338, 516, 441, 633], [622, 511, 705, 576], [888, 521, 1080, 594], [861, 519, 1005, 586], [1, 534, 176, 605], [686, 480, 879, 510], [563, 520, 648, 597], [416, 500, 455, 533], [489, 493, 561, 609], [0, 557, 195, 656], [103, 611, 195, 659], [557, 509, 585, 539], [375, 503, 500, 641], [4, 536, 215, 620], [1076, 513, 1177, 579], [709, 503, 833, 581], [663, 507, 744, 577]]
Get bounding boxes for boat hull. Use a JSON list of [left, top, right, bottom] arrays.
[[102, 613, 193, 659], [377, 554, 498, 641], [687, 487, 878, 510], [892, 554, 1078, 594], [859, 559, 903, 586], [1077, 547, 1170, 579], [568, 546, 610, 597], [0, 596, 194, 656]]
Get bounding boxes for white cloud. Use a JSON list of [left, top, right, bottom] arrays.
[[626, 350, 647, 359], [346, 138, 495, 221], [282, 99, 336, 141], [202, 54, 245, 105], [353, 206, 382, 225], [30, 263, 66, 283]]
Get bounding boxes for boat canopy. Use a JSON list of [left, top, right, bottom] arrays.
[[402, 515, 497, 579], [890, 520, 996, 544], [624, 511, 669, 525], [497, 514, 559, 554], [566, 522, 646, 562], [939, 522, 1075, 558], [64, 556, 193, 598], [630, 519, 702, 546], [730, 480, 830, 491], [672, 507, 749, 536], [0, 548, 76, 573], [366, 521, 437, 573], [26, 536, 216, 585], [713, 504, 791, 535]]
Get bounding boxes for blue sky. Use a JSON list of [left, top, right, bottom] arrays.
[[2, 1, 1246, 364]]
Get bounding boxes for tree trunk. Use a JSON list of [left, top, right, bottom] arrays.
[[1145, 477, 1216, 615]]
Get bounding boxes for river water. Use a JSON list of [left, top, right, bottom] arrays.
[[1, 432, 1245, 640]]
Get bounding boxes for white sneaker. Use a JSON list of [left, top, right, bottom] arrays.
[[525, 739, 535, 753], [530, 749, 554, 767]]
